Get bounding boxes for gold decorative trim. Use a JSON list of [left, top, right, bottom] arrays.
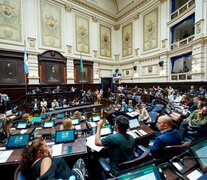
[[114, 24, 120, 31], [133, 13, 140, 20], [67, 0, 151, 22], [28, 37, 36, 47], [65, 5, 72, 12], [92, 16, 98, 23]]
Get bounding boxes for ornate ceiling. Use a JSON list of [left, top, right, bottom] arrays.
[[74, 0, 147, 18]]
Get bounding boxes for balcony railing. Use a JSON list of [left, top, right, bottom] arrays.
[[171, 72, 192, 81], [171, 0, 195, 20], [171, 35, 194, 50]]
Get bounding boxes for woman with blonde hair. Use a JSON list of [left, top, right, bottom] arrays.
[[63, 118, 73, 129], [135, 103, 151, 123]]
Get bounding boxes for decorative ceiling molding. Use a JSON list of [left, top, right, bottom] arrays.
[[66, 0, 151, 22]]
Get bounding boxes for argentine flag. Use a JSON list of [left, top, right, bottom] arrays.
[[24, 45, 29, 75]]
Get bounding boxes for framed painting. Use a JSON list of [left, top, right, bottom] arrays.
[[75, 15, 89, 54], [100, 24, 111, 57], [38, 50, 66, 84], [0, 0, 22, 42], [0, 59, 24, 84], [40, 0, 62, 49], [122, 22, 132, 57], [143, 8, 158, 51]]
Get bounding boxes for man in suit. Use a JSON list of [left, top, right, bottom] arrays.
[[95, 115, 135, 175], [148, 115, 182, 159]]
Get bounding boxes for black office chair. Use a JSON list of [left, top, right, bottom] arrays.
[[187, 125, 207, 139], [98, 145, 150, 179], [163, 141, 191, 161]]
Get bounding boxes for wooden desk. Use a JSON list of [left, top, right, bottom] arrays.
[[0, 138, 87, 166], [11, 127, 34, 135]]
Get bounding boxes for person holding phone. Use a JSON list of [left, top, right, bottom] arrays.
[[19, 139, 87, 180]]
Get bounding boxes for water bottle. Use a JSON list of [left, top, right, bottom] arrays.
[[34, 128, 38, 139], [51, 127, 55, 141]]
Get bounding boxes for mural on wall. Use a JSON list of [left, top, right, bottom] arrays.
[[0, 0, 22, 42], [122, 22, 132, 57], [40, 0, 62, 49], [143, 8, 158, 51], [100, 24, 111, 57], [75, 15, 89, 54]]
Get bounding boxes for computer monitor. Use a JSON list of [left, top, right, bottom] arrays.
[[190, 139, 207, 172], [56, 113, 65, 119], [129, 118, 140, 129], [43, 121, 54, 128], [6, 134, 30, 149], [16, 121, 28, 129], [92, 115, 101, 122], [71, 118, 80, 125], [55, 129, 75, 144], [114, 164, 163, 180]]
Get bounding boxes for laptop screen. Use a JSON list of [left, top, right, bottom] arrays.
[[92, 115, 101, 122], [55, 129, 75, 143], [43, 121, 54, 128], [56, 113, 65, 119], [16, 121, 28, 129], [190, 139, 207, 172], [71, 118, 80, 125], [115, 164, 163, 180], [6, 134, 30, 149], [129, 118, 140, 129]]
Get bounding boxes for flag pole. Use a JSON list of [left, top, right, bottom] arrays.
[[24, 40, 29, 109], [80, 52, 84, 91]]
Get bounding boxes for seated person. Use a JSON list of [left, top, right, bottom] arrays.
[[19, 139, 87, 180], [2, 118, 13, 138], [40, 98, 47, 114], [135, 103, 151, 122], [63, 118, 73, 129], [95, 115, 136, 175], [32, 98, 40, 114], [148, 115, 182, 159], [51, 99, 59, 110], [72, 111, 82, 119], [53, 86, 63, 93], [179, 106, 207, 139], [127, 100, 134, 110], [120, 101, 128, 112], [61, 98, 69, 108]]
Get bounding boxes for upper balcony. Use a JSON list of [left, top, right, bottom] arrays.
[[171, 35, 194, 50], [171, 0, 195, 20]]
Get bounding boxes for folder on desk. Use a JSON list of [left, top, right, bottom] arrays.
[[31, 116, 41, 123]]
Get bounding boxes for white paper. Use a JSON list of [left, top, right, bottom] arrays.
[[0, 147, 6, 150], [139, 129, 147, 135], [75, 125, 81, 130], [85, 135, 104, 152], [52, 144, 62, 156], [101, 128, 111, 136], [127, 131, 137, 139], [186, 169, 202, 180], [173, 162, 183, 171], [89, 122, 97, 128], [46, 142, 55, 146], [0, 150, 13, 163], [20, 129, 27, 134]]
